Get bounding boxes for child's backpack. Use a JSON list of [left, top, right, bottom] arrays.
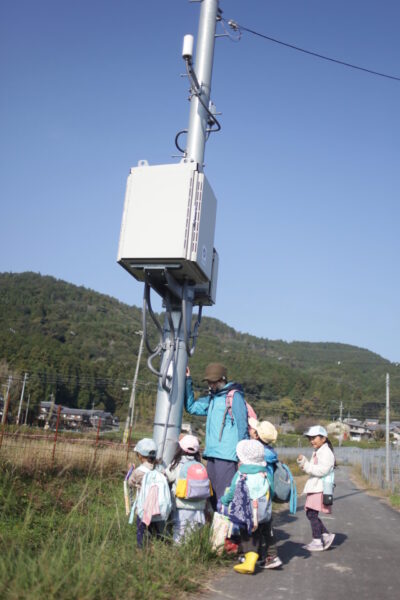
[[228, 473, 271, 533], [322, 469, 335, 506], [273, 462, 297, 514], [219, 388, 257, 441], [175, 460, 212, 500], [228, 474, 254, 534], [129, 468, 172, 525]]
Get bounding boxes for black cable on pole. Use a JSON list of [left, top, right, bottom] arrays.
[[226, 19, 400, 82], [185, 58, 222, 132], [175, 130, 187, 154]]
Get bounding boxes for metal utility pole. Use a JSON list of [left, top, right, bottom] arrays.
[[45, 392, 55, 430], [1, 375, 12, 425], [24, 394, 31, 425], [117, 0, 220, 467], [338, 401, 344, 447], [151, 0, 219, 466], [16, 372, 28, 425], [153, 308, 192, 466], [123, 330, 144, 443], [185, 0, 219, 167], [385, 372, 390, 484]]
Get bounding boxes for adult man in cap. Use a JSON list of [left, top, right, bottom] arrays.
[[184, 362, 249, 508]]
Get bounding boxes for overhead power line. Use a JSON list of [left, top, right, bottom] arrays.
[[225, 19, 400, 82]]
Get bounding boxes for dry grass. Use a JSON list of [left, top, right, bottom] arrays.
[[350, 464, 400, 512]]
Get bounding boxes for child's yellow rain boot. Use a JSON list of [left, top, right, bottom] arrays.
[[233, 552, 259, 574]]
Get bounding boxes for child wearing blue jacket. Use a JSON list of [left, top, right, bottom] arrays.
[[220, 439, 271, 575], [249, 419, 282, 569]]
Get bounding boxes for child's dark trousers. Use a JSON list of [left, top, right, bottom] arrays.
[[239, 520, 270, 554], [136, 516, 165, 548], [306, 508, 328, 539]]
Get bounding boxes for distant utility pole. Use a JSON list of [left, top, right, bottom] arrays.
[[385, 373, 390, 484], [1, 375, 12, 425], [24, 394, 31, 425], [45, 392, 55, 430], [16, 372, 28, 425], [339, 401, 343, 422], [123, 330, 144, 444]]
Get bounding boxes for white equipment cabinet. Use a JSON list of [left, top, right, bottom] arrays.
[[118, 161, 217, 290]]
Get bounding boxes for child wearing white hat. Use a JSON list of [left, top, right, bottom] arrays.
[[297, 425, 336, 551], [248, 419, 282, 569], [220, 439, 272, 574]]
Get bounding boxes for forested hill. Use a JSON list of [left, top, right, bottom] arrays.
[[0, 272, 398, 422]]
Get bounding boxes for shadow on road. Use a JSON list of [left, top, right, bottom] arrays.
[[333, 489, 366, 501], [278, 540, 310, 563], [276, 532, 348, 564], [274, 511, 300, 526], [329, 532, 347, 548]]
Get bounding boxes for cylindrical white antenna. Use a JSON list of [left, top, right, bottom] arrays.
[[182, 34, 194, 60]]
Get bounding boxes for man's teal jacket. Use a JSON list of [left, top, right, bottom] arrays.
[[184, 377, 249, 462]]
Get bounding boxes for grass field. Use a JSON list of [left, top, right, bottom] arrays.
[[1, 434, 397, 599], [0, 465, 225, 600]]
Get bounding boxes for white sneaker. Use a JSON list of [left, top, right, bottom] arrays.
[[263, 556, 283, 569], [304, 539, 324, 552], [322, 533, 335, 550]]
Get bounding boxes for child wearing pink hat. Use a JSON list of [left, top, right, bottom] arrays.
[[165, 434, 211, 542]]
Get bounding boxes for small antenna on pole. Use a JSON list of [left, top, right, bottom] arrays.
[[182, 35, 194, 60]]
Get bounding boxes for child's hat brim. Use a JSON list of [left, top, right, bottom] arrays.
[[303, 425, 328, 437]]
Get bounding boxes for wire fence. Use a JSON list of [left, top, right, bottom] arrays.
[[276, 446, 400, 494], [2, 417, 399, 494], [0, 420, 134, 474]]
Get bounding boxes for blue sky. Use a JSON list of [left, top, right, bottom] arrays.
[[1, 0, 399, 363]]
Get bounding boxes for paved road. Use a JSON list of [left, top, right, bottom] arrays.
[[196, 467, 400, 600]]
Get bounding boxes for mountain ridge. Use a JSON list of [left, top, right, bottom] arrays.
[[0, 271, 398, 422]]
